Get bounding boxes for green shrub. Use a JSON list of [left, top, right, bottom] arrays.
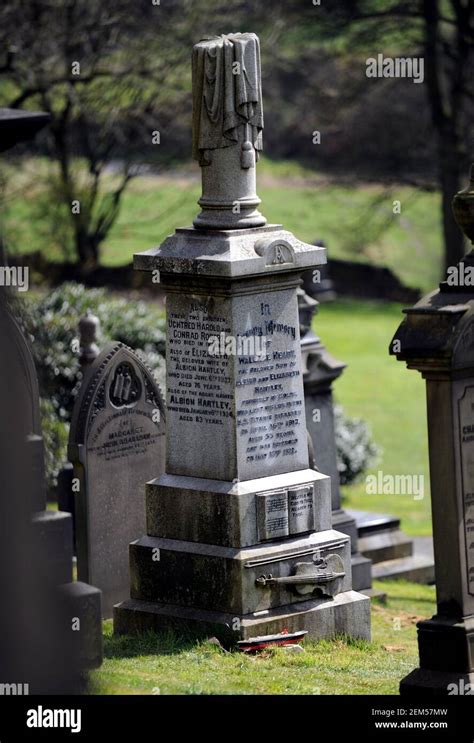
[[21, 282, 166, 491], [334, 404, 380, 486]]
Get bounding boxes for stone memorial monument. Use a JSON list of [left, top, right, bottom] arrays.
[[114, 33, 370, 643], [392, 165, 474, 695], [298, 288, 373, 593], [69, 342, 166, 617]]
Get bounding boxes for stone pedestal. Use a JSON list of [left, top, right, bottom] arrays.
[[116, 227, 370, 643], [394, 166, 474, 695]]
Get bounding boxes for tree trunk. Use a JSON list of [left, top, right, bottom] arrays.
[[439, 137, 466, 272], [74, 226, 98, 273]]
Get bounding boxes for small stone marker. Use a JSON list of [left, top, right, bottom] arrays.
[[79, 310, 100, 372], [69, 342, 165, 617]]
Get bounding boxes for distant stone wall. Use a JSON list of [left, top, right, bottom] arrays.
[[305, 258, 421, 304]]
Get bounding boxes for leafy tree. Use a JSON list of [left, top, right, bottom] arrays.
[[0, 0, 190, 269], [259, 0, 474, 273]]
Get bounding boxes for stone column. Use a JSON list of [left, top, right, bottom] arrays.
[[114, 34, 370, 644], [394, 165, 474, 695]]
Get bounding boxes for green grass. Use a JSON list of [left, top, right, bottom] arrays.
[[99, 163, 445, 294], [90, 581, 435, 695], [2, 157, 444, 293], [315, 300, 431, 536]]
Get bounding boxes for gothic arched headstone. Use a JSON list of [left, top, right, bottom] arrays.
[[69, 342, 166, 617]]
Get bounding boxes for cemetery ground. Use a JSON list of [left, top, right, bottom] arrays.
[[91, 581, 435, 694], [17, 156, 434, 693]]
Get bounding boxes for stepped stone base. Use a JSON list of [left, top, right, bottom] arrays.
[[357, 528, 413, 563], [401, 615, 474, 695], [114, 590, 371, 646], [350, 509, 412, 563], [349, 509, 435, 583], [373, 555, 435, 583]]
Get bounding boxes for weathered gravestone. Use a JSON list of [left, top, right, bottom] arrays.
[[0, 108, 102, 690], [114, 33, 370, 643], [298, 287, 373, 593], [392, 165, 474, 695], [0, 295, 103, 684], [69, 342, 166, 617]]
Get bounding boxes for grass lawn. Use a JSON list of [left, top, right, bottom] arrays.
[[315, 299, 431, 536], [2, 157, 443, 293], [90, 581, 435, 695]]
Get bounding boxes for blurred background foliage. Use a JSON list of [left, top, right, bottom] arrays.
[[16, 283, 165, 489], [0, 0, 472, 272]]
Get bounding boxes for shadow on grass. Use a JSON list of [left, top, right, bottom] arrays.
[[103, 623, 375, 662], [103, 626, 220, 660]]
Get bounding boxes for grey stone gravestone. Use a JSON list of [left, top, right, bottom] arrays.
[[115, 33, 370, 644], [0, 108, 102, 689], [298, 287, 373, 593], [393, 165, 474, 695], [1, 298, 103, 679], [69, 342, 166, 617]]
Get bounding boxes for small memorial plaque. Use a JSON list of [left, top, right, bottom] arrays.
[[257, 489, 289, 541], [288, 485, 314, 534]]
